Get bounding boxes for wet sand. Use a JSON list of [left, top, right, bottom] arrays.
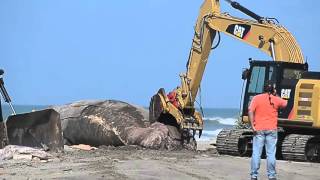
[[0, 143, 319, 180]]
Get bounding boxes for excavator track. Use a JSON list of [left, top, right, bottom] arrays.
[[216, 129, 253, 156], [281, 134, 320, 162]]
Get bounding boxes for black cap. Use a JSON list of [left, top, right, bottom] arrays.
[[0, 69, 4, 75], [264, 83, 275, 94]]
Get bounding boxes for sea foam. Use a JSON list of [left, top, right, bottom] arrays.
[[204, 117, 237, 126]]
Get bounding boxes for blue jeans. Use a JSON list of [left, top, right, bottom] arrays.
[[251, 130, 278, 179]]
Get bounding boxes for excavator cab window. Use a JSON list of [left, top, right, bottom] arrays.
[[248, 66, 266, 94], [283, 69, 303, 80], [242, 64, 268, 118]]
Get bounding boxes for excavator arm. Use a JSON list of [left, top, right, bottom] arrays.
[[149, 0, 304, 139]]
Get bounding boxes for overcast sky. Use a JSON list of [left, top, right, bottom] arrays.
[[1, 0, 319, 108]]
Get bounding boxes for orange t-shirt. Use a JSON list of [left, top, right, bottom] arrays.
[[248, 93, 287, 131]]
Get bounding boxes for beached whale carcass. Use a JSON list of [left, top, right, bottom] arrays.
[[53, 100, 196, 150]]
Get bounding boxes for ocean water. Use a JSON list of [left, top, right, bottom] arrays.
[[1, 105, 48, 120], [1, 105, 237, 141], [197, 108, 237, 141]]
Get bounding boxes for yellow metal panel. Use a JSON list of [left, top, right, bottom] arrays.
[[312, 80, 320, 127], [292, 79, 320, 127]]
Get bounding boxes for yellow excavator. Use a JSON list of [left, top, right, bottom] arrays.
[[149, 0, 320, 162]]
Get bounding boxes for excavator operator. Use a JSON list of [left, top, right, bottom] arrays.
[[248, 84, 287, 180]]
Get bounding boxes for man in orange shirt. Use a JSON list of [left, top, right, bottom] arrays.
[[248, 84, 287, 180]]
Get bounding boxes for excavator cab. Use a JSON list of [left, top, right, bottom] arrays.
[[240, 60, 308, 123]]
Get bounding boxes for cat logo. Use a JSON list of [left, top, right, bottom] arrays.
[[226, 24, 251, 40], [281, 89, 292, 99], [234, 25, 245, 38]]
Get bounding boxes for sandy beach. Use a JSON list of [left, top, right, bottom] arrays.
[[1, 142, 319, 180]]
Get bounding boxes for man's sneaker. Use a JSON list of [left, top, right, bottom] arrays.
[[269, 178, 277, 180], [251, 178, 257, 180]]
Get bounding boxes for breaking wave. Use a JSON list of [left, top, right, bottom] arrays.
[[203, 117, 237, 126], [196, 117, 237, 141]]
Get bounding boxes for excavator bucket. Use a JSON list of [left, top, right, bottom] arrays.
[[149, 88, 167, 124], [149, 88, 182, 127], [149, 88, 204, 138], [6, 109, 64, 151]]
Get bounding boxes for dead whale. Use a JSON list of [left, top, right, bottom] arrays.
[[53, 100, 196, 150]]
